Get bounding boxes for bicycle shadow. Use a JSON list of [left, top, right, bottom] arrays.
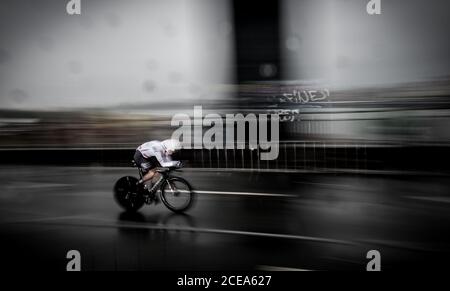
[[116, 211, 198, 243], [118, 211, 196, 228]]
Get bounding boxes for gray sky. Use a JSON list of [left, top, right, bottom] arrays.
[[282, 0, 450, 88], [0, 0, 234, 109]]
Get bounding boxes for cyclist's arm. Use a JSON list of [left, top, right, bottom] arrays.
[[153, 150, 180, 167]]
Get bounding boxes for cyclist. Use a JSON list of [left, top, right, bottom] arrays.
[[134, 139, 182, 188]]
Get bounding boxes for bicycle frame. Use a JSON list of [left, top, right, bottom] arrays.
[[147, 172, 167, 193], [134, 162, 173, 194]]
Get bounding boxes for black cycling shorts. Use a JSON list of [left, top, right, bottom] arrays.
[[133, 150, 158, 174]]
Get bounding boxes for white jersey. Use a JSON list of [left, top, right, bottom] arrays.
[[137, 140, 179, 167]]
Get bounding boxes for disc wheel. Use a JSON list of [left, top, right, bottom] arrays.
[[113, 176, 145, 212]]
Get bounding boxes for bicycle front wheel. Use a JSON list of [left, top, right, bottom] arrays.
[[160, 176, 194, 213]]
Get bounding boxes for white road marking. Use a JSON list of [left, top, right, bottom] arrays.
[[256, 265, 313, 271], [6, 216, 435, 251], [8, 216, 356, 246], [5, 183, 73, 189], [404, 196, 450, 204], [193, 190, 296, 197], [293, 181, 359, 189], [0, 214, 97, 225]]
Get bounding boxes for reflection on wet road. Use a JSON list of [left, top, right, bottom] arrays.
[[0, 166, 449, 270]]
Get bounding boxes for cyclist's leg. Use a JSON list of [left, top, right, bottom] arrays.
[[146, 156, 162, 185], [134, 150, 154, 185], [141, 169, 156, 184], [139, 157, 161, 203]]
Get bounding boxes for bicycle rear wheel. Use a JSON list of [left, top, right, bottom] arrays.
[[113, 176, 145, 212], [160, 176, 194, 213]]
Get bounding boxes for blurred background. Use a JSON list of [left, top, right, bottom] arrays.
[[1, 0, 450, 271]]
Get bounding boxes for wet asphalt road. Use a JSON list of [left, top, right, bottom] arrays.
[[0, 166, 450, 271]]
